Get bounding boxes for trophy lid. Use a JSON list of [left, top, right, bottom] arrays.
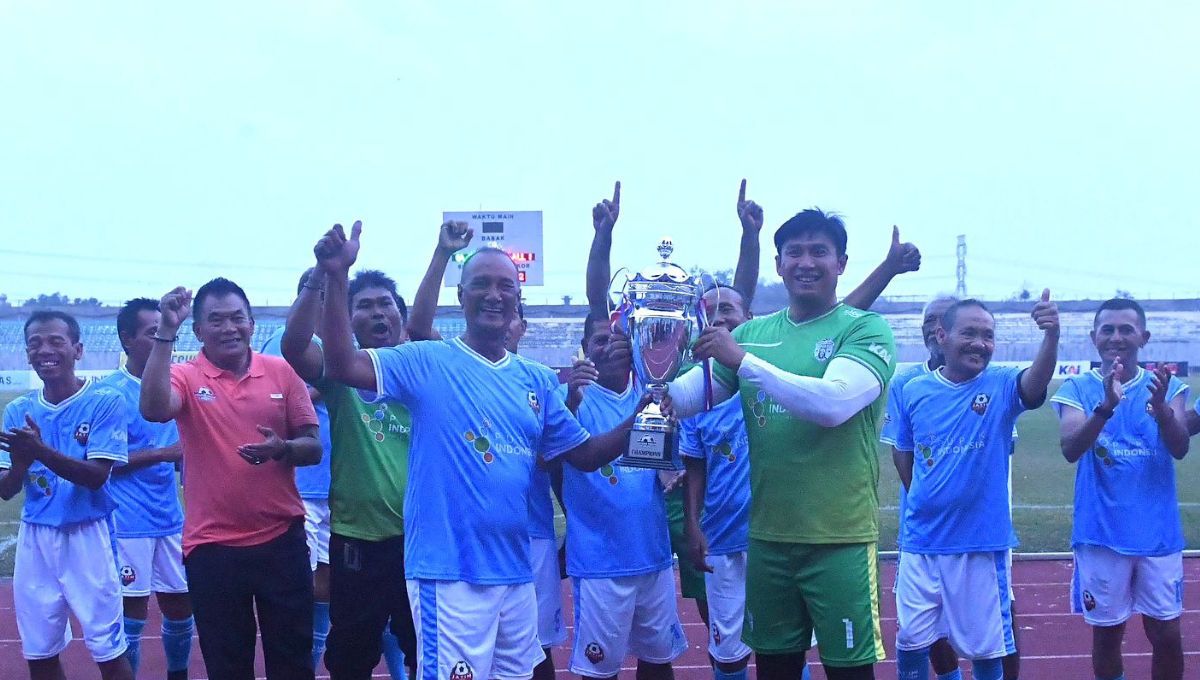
[[634, 236, 691, 283]]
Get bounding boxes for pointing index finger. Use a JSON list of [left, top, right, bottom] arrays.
[[738, 179, 747, 204], [613, 181, 621, 206]]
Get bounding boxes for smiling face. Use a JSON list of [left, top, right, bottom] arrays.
[[937, 304, 995, 379], [25, 318, 82, 384], [775, 232, 847, 308], [457, 250, 521, 340], [1091, 308, 1148, 370], [702, 287, 749, 332], [351, 285, 406, 349], [193, 293, 255, 366]]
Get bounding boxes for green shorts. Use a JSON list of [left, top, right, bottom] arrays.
[[666, 487, 706, 602], [743, 539, 885, 667]]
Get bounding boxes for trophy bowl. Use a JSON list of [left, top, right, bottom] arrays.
[[615, 238, 705, 470]]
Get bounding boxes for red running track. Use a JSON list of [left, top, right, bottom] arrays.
[[0, 558, 1196, 679]]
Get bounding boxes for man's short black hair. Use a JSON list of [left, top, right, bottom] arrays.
[[349, 269, 408, 321], [940, 298, 993, 333], [24, 310, 81, 344], [116, 298, 160, 350], [194, 277, 253, 318], [773, 208, 848, 257], [581, 311, 608, 349], [1094, 297, 1147, 329]]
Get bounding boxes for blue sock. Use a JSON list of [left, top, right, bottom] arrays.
[[161, 615, 194, 673], [713, 666, 748, 680], [382, 623, 407, 680], [937, 670, 963, 680], [313, 601, 331, 670], [800, 663, 811, 680], [897, 646, 932, 680], [970, 658, 1003, 680], [123, 616, 146, 675]]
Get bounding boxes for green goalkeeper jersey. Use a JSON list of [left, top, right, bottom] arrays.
[[712, 303, 896, 544]]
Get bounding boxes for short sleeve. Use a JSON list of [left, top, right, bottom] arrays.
[[879, 378, 906, 446], [0, 402, 19, 469], [168, 364, 190, 416], [366, 344, 430, 407], [1003, 366, 1031, 417], [86, 391, 129, 463], [1167, 375, 1189, 404], [892, 383, 915, 452], [1049, 376, 1084, 416], [281, 365, 319, 432], [833, 314, 897, 389], [678, 416, 703, 459], [539, 373, 590, 461]]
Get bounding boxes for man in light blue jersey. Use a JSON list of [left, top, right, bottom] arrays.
[[260, 269, 337, 672], [0, 310, 134, 680], [105, 298, 193, 680], [891, 295, 1059, 680], [1051, 298, 1189, 680], [315, 220, 641, 680]]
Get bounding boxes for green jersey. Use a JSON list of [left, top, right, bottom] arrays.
[[713, 304, 895, 544], [316, 376, 412, 541]]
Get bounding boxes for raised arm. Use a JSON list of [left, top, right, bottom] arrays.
[[1148, 367, 1189, 459], [408, 221, 475, 341], [140, 287, 189, 423], [586, 181, 620, 317], [1018, 289, 1059, 408], [732, 179, 763, 305], [280, 269, 327, 384], [843, 226, 922, 310], [316, 221, 377, 391]]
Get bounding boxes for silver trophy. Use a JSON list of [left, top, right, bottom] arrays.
[[615, 237, 706, 470]]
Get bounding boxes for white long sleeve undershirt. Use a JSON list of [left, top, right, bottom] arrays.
[[669, 355, 882, 427]]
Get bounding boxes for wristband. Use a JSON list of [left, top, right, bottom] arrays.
[[152, 335, 177, 343], [1093, 404, 1115, 419]]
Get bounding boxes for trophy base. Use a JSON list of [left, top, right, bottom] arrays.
[[619, 410, 678, 470]]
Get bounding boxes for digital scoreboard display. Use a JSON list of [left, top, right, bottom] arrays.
[[442, 211, 544, 287]]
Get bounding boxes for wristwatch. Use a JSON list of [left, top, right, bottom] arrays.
[[1093, 404, 1115, 419]]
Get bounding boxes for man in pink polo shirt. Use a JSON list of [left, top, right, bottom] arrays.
[[141, 277, 323, 680]]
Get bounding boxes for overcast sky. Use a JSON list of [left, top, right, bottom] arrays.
[[2, 2, 1197, 308]]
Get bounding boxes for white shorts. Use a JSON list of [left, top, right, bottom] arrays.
[[304, 498, 331, 571], [569, 567, 688, 677], [1006, 549, 1015, 603], [408, 579, 545, 680], [704, 552, 752, 664], [116, 533, 188, 597], [895, 551, 1015, 660], [531, 537, 566, 647], [14, 519, 128, 662], [1071, 544, 1184, 626]]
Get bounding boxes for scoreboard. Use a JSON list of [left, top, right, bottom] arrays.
[[441, 211, 544, 287]]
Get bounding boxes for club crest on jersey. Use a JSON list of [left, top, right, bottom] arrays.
[[527, 391, 540, 415], [119, 565, 136, 586], [73, 422, 90, 446], [813, 338, 835, 362], [194, 386, 216, 402], [1146, 401, 1155, 415], [971, 393, 990, 415], [449, 661, 474, 680], [584, 642, 605, 664]]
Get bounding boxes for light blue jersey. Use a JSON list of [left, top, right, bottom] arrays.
[[558, 381, 672, 578], [369, 337, 589, 584], [101, 368, 184, 538], [1051, 368, 1189, 556], [1, 378, 128, 527], [260, 328, 331, 500], [529, 462, 556, 541], [893, 366, 1030, 554], [679, 396, 749, 556]]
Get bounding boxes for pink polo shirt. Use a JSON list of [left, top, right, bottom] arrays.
[[170, 350, 318, 555]]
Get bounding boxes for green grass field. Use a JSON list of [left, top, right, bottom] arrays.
[[1, 378, 1198, 576]]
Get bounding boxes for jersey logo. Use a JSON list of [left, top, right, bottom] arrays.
[[1094, 445, 1114, 467], [971, 393, 990, 415], [814, 338, 836, 362], [450, 661, 474, 680], [917, 443, 934, 467], [1146, 401, 1155, 415], [843, 308, 865, 318], [361, 404, 405, 443], [194, 386, 216, 402], [119, 565, 136, 586], [751, 390, 769, 428], [527, 391, 540, 415], [1081, 590, 1097, 611], [584, 642, 605, 664], [715, 441, 736, 462], [868, 343, 893, 365], [599, 464, 619, 485], [463, 422, 496, 464], [711, 622, 722, 644], [73, 422, 90, 446], [28, 472, 52, 496]]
